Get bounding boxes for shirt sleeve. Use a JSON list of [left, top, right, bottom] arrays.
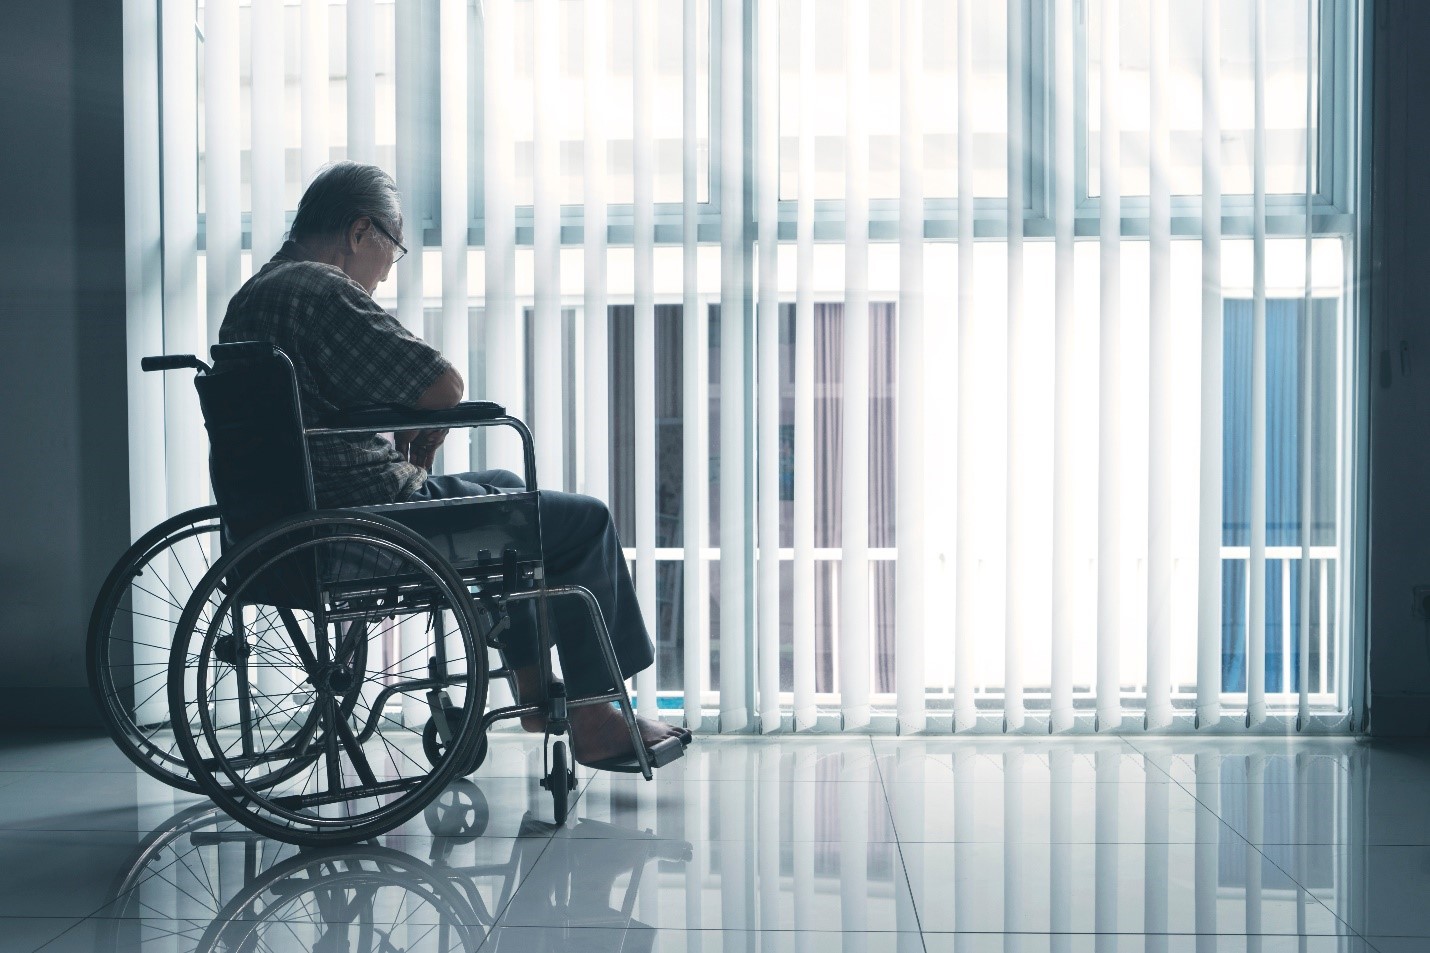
[[306, 273, 455, 409]]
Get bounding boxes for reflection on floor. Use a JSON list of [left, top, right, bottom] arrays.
[[0, 730, 1425, 951]]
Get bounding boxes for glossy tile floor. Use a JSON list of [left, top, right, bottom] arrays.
[[1, 730, 1426, 952]]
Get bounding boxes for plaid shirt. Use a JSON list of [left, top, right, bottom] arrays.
[[219, 241, 454, 506]]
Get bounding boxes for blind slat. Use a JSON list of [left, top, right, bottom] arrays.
[[300, 0, 329, 182], [583, 0, 610, 503], [841, 0, 871, 731], [680, 0, 706, 730], [204, 0, 240, 347], [1146, 0, 1174, 730], [718, 0, 749, 732], [439, 0, 470, 471], [1096, 0, 1124, 732], [1196, 0, 1224, 728], [632, 0, 658, 717], [162, 0, 209, 727], [1298, 0, 1318, 727], [756, 0, 781, 732], [250, 0, 286, 266], [394, 0, 423, 338], [1248, 0, 1269, 727], [396, 0, 430, 722], [534, 0, 563, 489], [347, 0, 375, 164], [124, 0, 167, 724], [123, 0, 167, 542], [485, 0, 521, 454], [953, 0, 976, 733], [895, 0, 926, 735], [1050, 0, 1077, 734], [161, 0, 204, 517], [792, 0, 817, 731], [1003, 0, 1025, 732]]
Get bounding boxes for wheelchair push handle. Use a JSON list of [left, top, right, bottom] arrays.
[[142, 354, 212, 374]]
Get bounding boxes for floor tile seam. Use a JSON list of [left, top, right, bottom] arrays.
[[869, 733, 930, 951], [1235, 812, 1373, 944], [476, 778, 571, 936], [1119, 733, 1258, 834], [1116, 735, 1183, 786], [1089, 734, 1369, 944]]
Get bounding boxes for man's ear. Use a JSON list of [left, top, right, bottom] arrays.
[[346, 217, 372, 254]]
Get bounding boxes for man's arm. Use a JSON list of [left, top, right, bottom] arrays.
[[398, 366, 464, 470], [414, 366, 464, 409]]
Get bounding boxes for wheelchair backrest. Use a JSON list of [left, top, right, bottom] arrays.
[[195, 342, 316, 544]]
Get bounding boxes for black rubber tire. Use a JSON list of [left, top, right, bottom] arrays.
[[87, 506, 221, 793], [89, 503, 368, 798], [550, 740, 571, 824], [423, 709, 489, 775], [170, 510, 489, 846]]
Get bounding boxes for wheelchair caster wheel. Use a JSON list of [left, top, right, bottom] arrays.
[[423, 778, 490, 844], [540, 740, 577, 824], [422, 709, 488, 776]]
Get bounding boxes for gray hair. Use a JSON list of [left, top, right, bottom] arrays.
[[289, 161, 402, 245]]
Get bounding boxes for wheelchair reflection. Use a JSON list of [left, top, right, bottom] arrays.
[[96, 778, 692, 953]]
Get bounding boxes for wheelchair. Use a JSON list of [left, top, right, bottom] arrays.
[[88, 341, 687, 845]]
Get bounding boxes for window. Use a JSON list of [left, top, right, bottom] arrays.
[[126, 0, 1366, 733]]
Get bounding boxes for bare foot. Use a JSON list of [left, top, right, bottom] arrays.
[[569, 705, 688, 766]]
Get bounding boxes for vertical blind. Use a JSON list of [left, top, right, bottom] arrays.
[[123, 0, 1366, 734]]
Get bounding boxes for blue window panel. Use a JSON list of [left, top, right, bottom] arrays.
[[1223, 559, 1247, 693], [1221, 298, 1337, 693]]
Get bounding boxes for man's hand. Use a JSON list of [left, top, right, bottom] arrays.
[[395, 428, 449, 471]]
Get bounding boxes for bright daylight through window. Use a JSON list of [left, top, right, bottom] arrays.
[[122, 0, 1366, 734]]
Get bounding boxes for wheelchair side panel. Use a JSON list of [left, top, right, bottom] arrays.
[[358, 493, 544, 577]]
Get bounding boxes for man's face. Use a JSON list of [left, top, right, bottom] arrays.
[[346, 216, 402, 294]]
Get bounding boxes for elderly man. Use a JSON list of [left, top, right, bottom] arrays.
[[219, 161, 689, 766]]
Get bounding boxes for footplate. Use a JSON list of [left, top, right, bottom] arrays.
[[647, 734, 686, 768], [587, 734, 687, 775]]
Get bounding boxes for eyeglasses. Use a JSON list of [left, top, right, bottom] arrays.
[[371, 219, 408, 264]]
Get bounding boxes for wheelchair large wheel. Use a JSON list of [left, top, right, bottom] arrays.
[[170, 511, 489, 845], [87, 505, 221, 792]]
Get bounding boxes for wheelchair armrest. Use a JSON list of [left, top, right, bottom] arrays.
[[309, 400, 508, 435]]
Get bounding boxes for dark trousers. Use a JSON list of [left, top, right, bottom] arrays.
[[408, 470, 653, 698]]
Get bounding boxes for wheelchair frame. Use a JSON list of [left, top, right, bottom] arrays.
[[92, 345, 685, 844]]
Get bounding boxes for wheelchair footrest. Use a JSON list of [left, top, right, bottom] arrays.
[[585, 734, 688, 775]]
